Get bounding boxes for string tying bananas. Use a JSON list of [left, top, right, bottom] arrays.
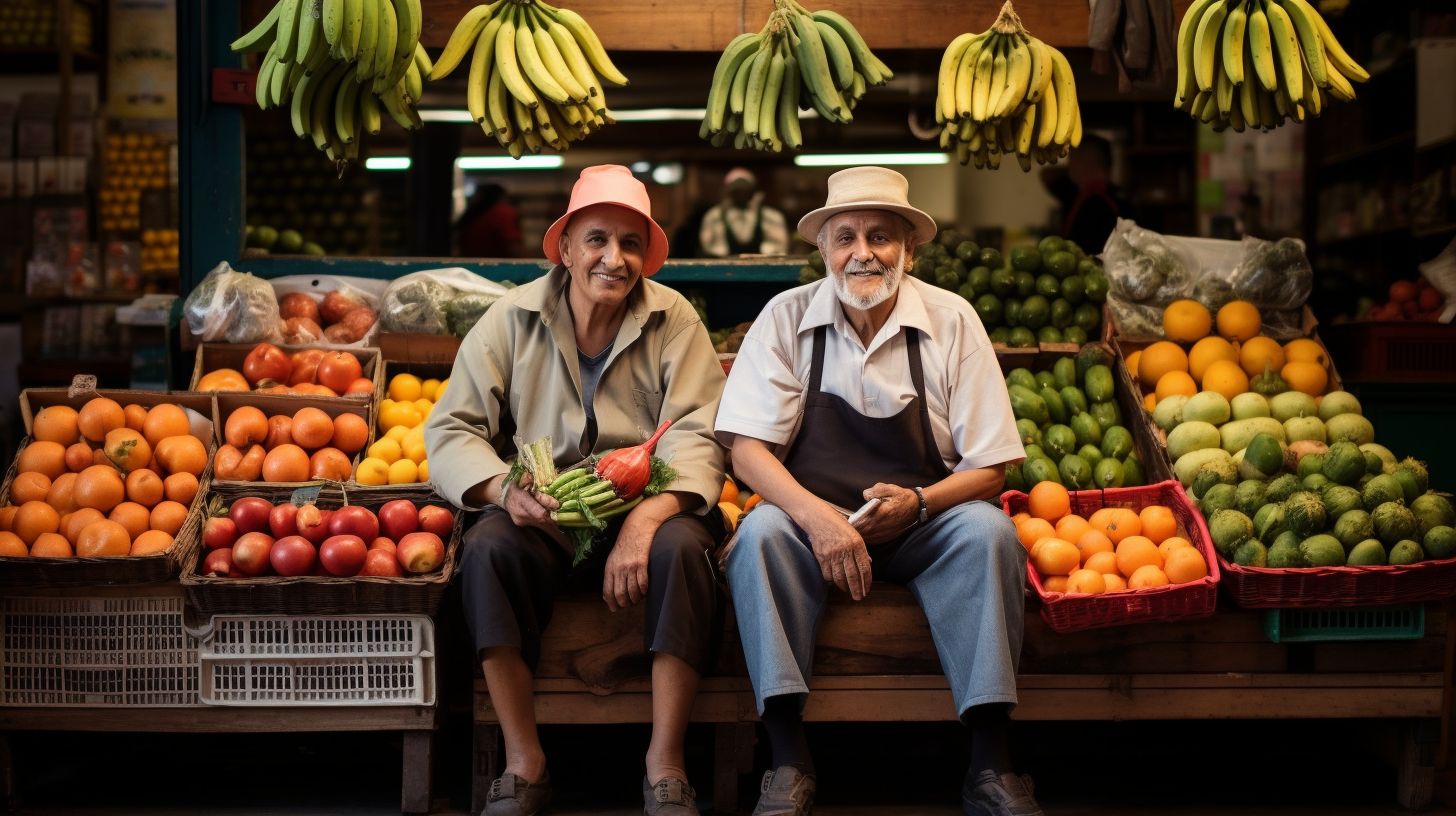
[[1174, 0, 1368, 131], [431, 0, 627, 157], [232, 0, 427, 168], [700, 0, 892, 152], [935, 1, 1080, 171]]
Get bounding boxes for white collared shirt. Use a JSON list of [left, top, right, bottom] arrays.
[[715, 277, 1026, 473]]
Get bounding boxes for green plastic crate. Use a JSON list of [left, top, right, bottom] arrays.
[[1264, 604, 1426, 643]]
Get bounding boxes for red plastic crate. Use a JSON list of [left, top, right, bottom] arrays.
[[1002, 480, 1220, 633]]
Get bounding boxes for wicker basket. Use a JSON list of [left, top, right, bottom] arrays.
[[209, 392, 371, 491], [179, 483, 461, 616], [1219, 554, 1456, 608], [1001, 480, 1221, 633]]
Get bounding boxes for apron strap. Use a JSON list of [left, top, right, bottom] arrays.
[[905, 330, 940, 465], [807, 325, 828, 393]]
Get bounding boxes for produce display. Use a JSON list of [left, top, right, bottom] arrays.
[[200, 496, 452, 578], [1353, 277, 1447, 322], [0, 399, 206, 558], [1015, 482, 1209, 593], [356, 372, 449, 486], [232, 0, 428, 164], [215, 403, 368, 483], [430, 0, 627, 156], [1174, 0, 1367, 130], [0, 0, 92, 49], [282, 290, 379, 344], [934, 1, 1081, 169], [1004, 347, 1147, 491], [245, 224, 327, 257], [198, 345, 372, 397], [140, 229, 181, 280], [699, 2, 890, 152], [379, 274, 507, 337], [99, 132, 170, 234]]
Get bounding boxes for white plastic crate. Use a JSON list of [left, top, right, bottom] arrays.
[[197, 615, 435, 707], [0, 594, 200, 707]]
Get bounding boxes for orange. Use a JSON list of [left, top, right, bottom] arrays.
[[108, 501, 152, 541], [124, 468, 164, 507], [129, 530, 174, 557], [1158, 536, 1193, 560], [1281, 361, 1328, 397], [46, 472, 78, 515], [224, 406, 269, 448], [0, 531, 27, 557], [1083, 551, 1118, 574], [78, 397, 126, 443], [142, 403, 191, 448], [103, 428, 152, 473], [1283, 338, 1328, 367], [1138, 505, 1178, 544], [1125, 350, 1142, 383], [387, 459, 420, 485], [123, 403, 149, 432], [32, 405, 81, 446], [262, 444, 311, 482], [1043, 576, 1069, 593], [65, 442, 95, 472], [196, 368, 249, 392], [367, 437, 403, 464], [1065, 569, 1107, 595], [1115, 536, 1163, 578], [75, 519, 131, 557], [330, 413, 370, 455], [13, 500, 60, 545], [354, 457, 390, 486], [154, 435, 207, 477], [62, 508, 105, 543], [291, 407, 335, 450], [1162, 299, 1212, 343], [1143, 392, 1157, 412], [30, 532, 72, 557], [1188, 336, 1239, 382], [1164, 547, 1209, 584], [1201, 359, 1250, 401], [388, 373, 423, 402], [0, 506, 15, 532], [1216, 300, 1261, 343], [1016, 517, 1055, 551], [1239, 336, 1286, 379], [743, 494, 763, 512], [720, 479, 739, 505], [1127, 564, 1170, 589], [1076, 529, 1114, 562], [1027, 482, 1071, 522], [74, 465, 125, 513], [17, 441, 67, 480], [1138, 341, 1189, 388], [149, 501, 189, 536], [163, 473, 199, 505], [1155, 370, 1198, 402], [9, 472, 52, 505], [1054, 514, 1090, 543], [1011, 511, 1030, 527], [1102, 573, 1128, 592], [1032, 538, 1080, 577], [1094, 507, 1142, 544]]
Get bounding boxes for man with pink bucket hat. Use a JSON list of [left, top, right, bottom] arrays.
[[426, 164, 727, 816]]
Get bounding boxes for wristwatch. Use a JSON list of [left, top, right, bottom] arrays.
[[912, 486, 929, 525]]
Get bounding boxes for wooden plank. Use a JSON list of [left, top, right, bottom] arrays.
[[401, 730, 434, 816], [0, 705, 436, 732]]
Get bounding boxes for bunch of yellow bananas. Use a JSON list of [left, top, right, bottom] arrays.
[[232, 0, 426, 166], [430, 0, 627, 157], [700, 1, 891, 152], [934, 1, 1080, 170], [1174, 0, 1368, 131]]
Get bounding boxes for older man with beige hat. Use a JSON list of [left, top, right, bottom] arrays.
[[715, 167, 1040, 816]]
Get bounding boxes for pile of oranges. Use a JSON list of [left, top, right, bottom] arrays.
[[1015, 482, 1208, 595], [356, 373, 450, 486], [216, 404, 368, 482], [718, 478, 763, 533], [0, 398, 207, 558]]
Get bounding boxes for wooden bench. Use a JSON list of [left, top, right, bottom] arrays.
[[474, 587, 1450, 813]]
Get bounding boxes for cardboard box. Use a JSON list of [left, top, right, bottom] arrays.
[[210, 392, 370, 489], [376, 332, 462, 364]]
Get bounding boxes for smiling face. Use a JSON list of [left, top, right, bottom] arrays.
[[818, 210, 917, 312], [558, 203, 648, 310]]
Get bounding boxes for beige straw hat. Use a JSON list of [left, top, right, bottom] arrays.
[[796, 166, 938, 244]]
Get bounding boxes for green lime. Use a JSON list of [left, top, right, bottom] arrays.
[[1008, 327, 1037, 348], [979, 248, 1004, 269], [1061, 275, 1086, 304], [1045, 251, 1077, 278], [1020, 295, 1050, 329], [1014, 270, 1036, 298], [1010, 246, 1042, 273], [974, 294, 1003, 326], [990, 268, 1015, 296], [1035, 274, 1061, 298]]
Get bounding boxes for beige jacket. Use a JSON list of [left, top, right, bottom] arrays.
[[423, 265, 726, 514]]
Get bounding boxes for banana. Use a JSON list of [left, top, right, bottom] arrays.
[[1276, 0, 1328, 88], [1256, 82, 1277, 127], [1025, 36, 1051, 103], [270, 45, 295, 104], [546, 17, 600, 100], [1192, 0, 1228, 92], [290, 60, 322, 137], [466, 14, 494, 122], [495, 8, 539, 108], [811, 9, 891, 83], [1301, 55, 1322, 115], [1248, 1, 1277, 92], [513, 22, 570, 105], [390, 0, 423, 88], [1069, 103, 1082, 148], [404, 57, 423, 102], [334, 74, 361, 142], [1047, 46, 1077, 146], [530, 9, 589, 102], [1036, 82, 1057, 147], [1173, 0, 1222, 107], [487, 69, 511, 137], [970, 39, 996, 123], [310, 62, 350, 149], [1240, 49, 1260, 127], [1216, 60, 1234, 118], [1221, 1, 1247, 86], [358, 88, 381, 134], [731, 43, 763, 116], [778, 53, 803, 150], [322, 0, 342, 55], [937, 33, 977, 122], [256, 46, 279, 108], [758, 47, 786, 145], [298, 22, 328, 72], [1324, 61, 1356, 101], [1309, 4, 1368, 82], [792, 13, 847, 119], [372, 0, 397, 91], [276, 0, 301, 64], [354, 0, 379, 80], [742, 37, 772, 138], [708, 33, 761, 132], [430, 2, 493, 80], [954, 35, 988, 121], [232, 3, 281, 53], [414, 40, 433, 78], [1264, 0, 1303, 101], [550, 6, 628, 86], [1016, 101, 1035, 156], [999, 38, 1031, 119], [813, 20, 855, 90], [339, 0, 362, 61], [984, 37, 1009, 121]]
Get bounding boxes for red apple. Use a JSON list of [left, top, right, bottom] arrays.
[[229, 497, 274, 535], [397, 531, 445, 574], [296, 504, 333, 544], [328, 505, 379, 541], [377, 499, 419, 541], [269, 535, 317, 577], [232, 532, 276, 576], [360, 548, 404, 577], [316, 351, 363, 395], [269, 503, 299, 538], [288, 348, 326, 386], [369, 537, 397, 554], [203, 547, 235, 577], [416, 505, 455, 539], [203, 516, 238, 551], [319, 534, 367, 577], [243, 342, 292, 385]]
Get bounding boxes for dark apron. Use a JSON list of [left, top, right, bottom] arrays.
[[721, 206, 764, 255], [782, 325, 951, 514]]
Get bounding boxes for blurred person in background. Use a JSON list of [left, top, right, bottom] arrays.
[[700, 168, 790, 257], [457, 182, 525, 258], [1040, 134, 1127, 255]]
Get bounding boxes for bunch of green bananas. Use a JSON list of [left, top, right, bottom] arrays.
[[934, 1, 1081, 170], [431, 0, 627, 157], [1174, 0, 1368, 131], [232, 0, 427, 166], [700, 1, 891, 152]]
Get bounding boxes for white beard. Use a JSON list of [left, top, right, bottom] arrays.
[[829, 247, 907, 310]]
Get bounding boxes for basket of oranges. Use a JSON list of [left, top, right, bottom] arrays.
[[1003, 480, 1220, 633]]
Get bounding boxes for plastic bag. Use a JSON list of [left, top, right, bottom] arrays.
[[1417, 237, 1456, 324], [380, 268, 512, 337], [271, 274, 388, 349], [183, 261, 283, 343], [1101, 218, 1313, 340]]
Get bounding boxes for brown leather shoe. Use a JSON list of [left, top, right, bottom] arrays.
[[643, 775, 699, 815], [962, 770, 1044, 816], [485, 771, 552, 816], [751, 766, 816, 816]]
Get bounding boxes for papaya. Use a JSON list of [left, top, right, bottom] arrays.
[[1070, 413, 1103, 448], [1326, 414, 1375, 446], [1346, 539, 1387, 566], [1006, 368, 1038, 392], [1411, 494, 1455, 538], [1168, 421, 1222, 461], [1208, 509, 1254, 559], [1333, 509, 1374, 552], [1184, 391, 1231, 425], [1007, 385, 1049, 425], [1059, 386, 1089, 416], [1101, 426, 1134, 460], [1052, 357, 1077, 390], [1299, 534, 1346, 567], [1234, 540, 1268, 567], [1424, 525, 1456, 560], [1021, 457, 1061, 487], [1153, 395, 1188, 433], [1089, 400, 1123, 433], [1230, 392, 1271, 420], [1084, 365, 1115, 403], [1039, 386, 1068, 425], [1093, 458, 1124, 488], [1240, 433, 1286, 480], [1075, 345, 1112, 385]]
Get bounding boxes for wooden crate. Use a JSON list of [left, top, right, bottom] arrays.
[[188, 343, 381, 403], [210, 392, 370, 490]]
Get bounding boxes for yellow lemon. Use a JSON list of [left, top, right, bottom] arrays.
[[412, 399, 433, 420], [355, 457, 390, 486], [420, 379, 441, 401], [435, 378, 450, 402], [368, 437, 403, 464], [388, 458, 420, 484], [403, 440, 428, 464], [385, 425, 410, 443], [389, 373, 423, 402], [417, 460, 429, 481], [403, 425, 425, 447], [378, 401, 415, 431]]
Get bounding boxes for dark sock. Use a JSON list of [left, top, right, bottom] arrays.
[[963, 703, 1013, 777], [761, 694, 814, 775]]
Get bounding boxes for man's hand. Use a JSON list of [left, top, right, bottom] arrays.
[[851, 483, 919, 546], [602, 496, 670, 612], [491, 473, 560, 532], [801, 503, 873, 601]]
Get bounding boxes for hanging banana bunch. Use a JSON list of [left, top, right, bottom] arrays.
[[1174, 0, 1368, 131], [231, 0, 428, 168], [700, 0, 892, 152], [934, 1, 1080, 171], [430, 0, 627, 157]]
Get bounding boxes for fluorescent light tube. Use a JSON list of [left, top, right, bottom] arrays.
[[793, 153, 951, 167]]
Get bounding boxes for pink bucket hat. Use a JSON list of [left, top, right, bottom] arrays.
[[543, 165, 670, 277]]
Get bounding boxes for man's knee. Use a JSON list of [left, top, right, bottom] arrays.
[[727, 504, 805, 570], [936, 502, 1025, 566], [460, 514, 548, 576], [648, 516, 714, 577]]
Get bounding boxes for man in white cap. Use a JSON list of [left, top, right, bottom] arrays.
[[427, 164, 725, 816], [714, 167, 1039, 816], [698, 167, 790, 257]]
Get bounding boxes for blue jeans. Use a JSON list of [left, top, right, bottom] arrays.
[[724, 500, 1025, 716]]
